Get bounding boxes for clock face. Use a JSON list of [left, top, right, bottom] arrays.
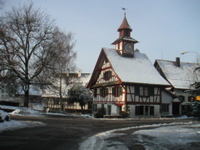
[[124, 43, 133, 53]]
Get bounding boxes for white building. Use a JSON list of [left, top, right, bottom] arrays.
[[87, 15, 171, 118]]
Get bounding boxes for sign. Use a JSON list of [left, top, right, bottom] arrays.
[[196, 96, 200, 101]]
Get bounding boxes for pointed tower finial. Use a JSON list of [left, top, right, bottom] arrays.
[[122, 7, 126, 17]]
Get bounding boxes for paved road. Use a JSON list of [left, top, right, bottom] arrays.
[[0, 115, 196, 150]]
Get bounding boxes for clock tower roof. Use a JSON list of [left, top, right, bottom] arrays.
[[112, 15, 138, 45], [118, 16, 132, 32], [112, 14, 138, 57]]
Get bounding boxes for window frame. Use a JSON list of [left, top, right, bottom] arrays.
[[100, 87, 108, 97], [112, 86, 122, 97], [103, 71, 112, 81], [135, 106, 154, 116]]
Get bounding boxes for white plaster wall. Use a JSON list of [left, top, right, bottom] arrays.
[[154, 105, 160, 117], [129, 105, 135, 118], [161, 91, 173, 116], [111, 105, 118, 115]]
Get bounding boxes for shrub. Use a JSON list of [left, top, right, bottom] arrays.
[[94, 107, 106, 118], [120, 111, 129, 118]]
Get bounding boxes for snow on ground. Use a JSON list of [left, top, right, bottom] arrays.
[[79, 122, 200, 150], [0, 120, 46, 133], [133, 123, 200, 150], [0, 104, 93, 133], [0, 105, 47, 133]]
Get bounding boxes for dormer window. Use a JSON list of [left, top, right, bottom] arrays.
[[103, 71, 112, 81]]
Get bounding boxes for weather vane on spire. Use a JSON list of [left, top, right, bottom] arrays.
[[122, 7, 127, 16]]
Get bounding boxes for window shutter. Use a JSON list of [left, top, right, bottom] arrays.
[[109, 71, 112, 79], [118, 87, 122, 95], [112, 87, 115, 96], [100, 88, 103, 97], [103, 72, 105, 80], [106, 88, 108, 96]]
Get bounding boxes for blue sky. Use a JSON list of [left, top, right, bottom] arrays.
[[2, 0, 200, 73]]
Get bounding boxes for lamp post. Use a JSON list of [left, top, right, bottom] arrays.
[[180, 51, 200, 57], [180, 51, 200, 64]]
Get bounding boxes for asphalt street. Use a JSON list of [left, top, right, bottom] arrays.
[[0, 115, 197, 150]]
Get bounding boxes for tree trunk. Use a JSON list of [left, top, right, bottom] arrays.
[[24, 89, 29, 107], [80, 100, 84, 114], [23, 83, 30, 107]]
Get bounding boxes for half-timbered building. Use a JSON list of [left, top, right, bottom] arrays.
[[87, 15, 170, 118], [155, 58, 200, 116]]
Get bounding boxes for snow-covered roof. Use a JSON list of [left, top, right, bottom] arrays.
[[18, 85, 42, 96], [155, 59, 200, 89], [103, 48, 169, 86], [42, 73, 91, 98]]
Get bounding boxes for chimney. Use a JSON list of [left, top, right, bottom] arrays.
[[176, 57, 180, 67], [77, 69, 82, 77]]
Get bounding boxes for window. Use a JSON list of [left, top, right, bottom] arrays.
[[103, 71, 112, 81], [107, 105, 111, 115], [135, 106, 154, 116], [135, 86, 154, 96], [150, 106, 154, 115], [188, 96, 195, 102], [112, 86, 122, 97], [161, 104, 169, 113], [135, 106, 144, 115], [100, 87, 108, 97], [140, 87, 149, 96]]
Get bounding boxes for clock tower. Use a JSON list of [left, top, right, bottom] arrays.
[[112, 14, 138, 57]]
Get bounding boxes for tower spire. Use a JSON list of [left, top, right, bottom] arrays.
[[112, 11, 138, 57]]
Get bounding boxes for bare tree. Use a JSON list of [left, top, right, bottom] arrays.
[[0, 3, 76, 107], [42, 27, 77, 110]]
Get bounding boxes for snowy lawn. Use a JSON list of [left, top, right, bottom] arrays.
[[0, 120, 46, 133]]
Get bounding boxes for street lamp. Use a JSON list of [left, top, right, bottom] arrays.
[[180, 51, 200, 57]]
